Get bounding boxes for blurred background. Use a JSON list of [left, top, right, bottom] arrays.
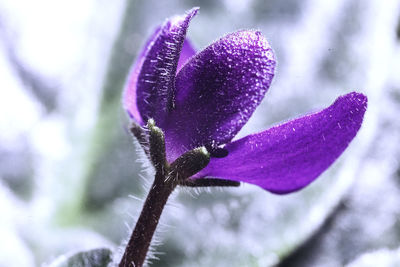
[[1, 0, 400, 266]]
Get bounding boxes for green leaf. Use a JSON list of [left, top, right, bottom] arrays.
[[48, 248, 113, 267]]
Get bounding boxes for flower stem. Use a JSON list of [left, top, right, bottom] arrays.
[[119, 170, 176, 267]]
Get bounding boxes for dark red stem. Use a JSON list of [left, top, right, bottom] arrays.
[[119, 171, 176, 267]]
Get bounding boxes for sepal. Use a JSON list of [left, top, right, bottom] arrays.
[[169, 147, 210, 181], [130, 121, 150, 157], [147, 119, 167, 174]]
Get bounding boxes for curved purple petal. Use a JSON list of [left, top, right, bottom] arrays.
[[123, 28, 196, 124], [177, 39, 196, 72], [195, 92, 368, 194], [163, 30, 276, 161], [135, 8, 198, 124], [123, 27, 161, 124]]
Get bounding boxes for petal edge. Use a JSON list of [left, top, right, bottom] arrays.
[[136, 8, 198, 124], [123, 27, 161, 124], [195, 92, 367, 194]]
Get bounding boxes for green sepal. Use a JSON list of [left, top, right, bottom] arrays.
[[180, 178, 240, 187], [130, 121, 150, 157], [147, 119, 168, 174], [169, 146, 210, 181]]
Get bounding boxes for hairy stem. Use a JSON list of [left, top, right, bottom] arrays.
[[119, 171, 176, 267], [180, 178, 240, 187]]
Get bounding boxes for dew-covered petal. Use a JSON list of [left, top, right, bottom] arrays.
[[177, 39, 196, 72], [195, 92, 368, 194], [123, 27, 161, 124], [164, 30, 276, 161], [135, 8, 198, 124], [123, 28, 196, 124]]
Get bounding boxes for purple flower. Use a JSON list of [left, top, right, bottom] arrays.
[[123, 8, 367, 194]]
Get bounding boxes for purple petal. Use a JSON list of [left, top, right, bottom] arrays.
[[135, 8, 198, 124], [123, 27, 161, 124], [164, 30, 276, 161], [195, 92, 368, 194], [177, 39, 196, 72], [123, 28, 196, 124]]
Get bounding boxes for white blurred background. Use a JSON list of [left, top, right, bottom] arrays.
[[1, 0, 400, 266]]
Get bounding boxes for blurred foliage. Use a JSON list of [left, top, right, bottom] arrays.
[[48, 248, 112, 267], [81, 0, 145, 211]]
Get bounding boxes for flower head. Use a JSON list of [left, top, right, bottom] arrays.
[[123, 8, 367, 194]]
